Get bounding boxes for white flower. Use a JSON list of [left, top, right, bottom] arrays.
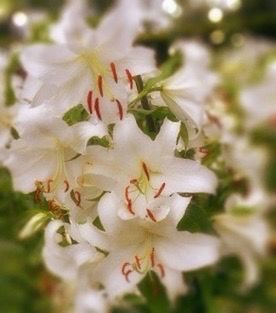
[[43, 220, 103, 281], [21, 6, 156, 123], [222, 135, 268, 190], [4, 106, 106, 201], [240, 62, 276, 128], [213, 192, 270, 288], [152, 40, 218, 132], [79, 192, 220, 300], [86, 115, 217, 221]]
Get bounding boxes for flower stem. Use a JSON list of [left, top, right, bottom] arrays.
[[134, 75, 156, 133]]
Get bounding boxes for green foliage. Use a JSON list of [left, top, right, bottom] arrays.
[[0, 168, 54, 313]]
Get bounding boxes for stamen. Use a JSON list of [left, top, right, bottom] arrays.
[[157, 264, 165, 278], [154, 183, 166, 198], [47, 179, 53, 193], [34, 189, 41, 202], [125, 186, 131, 202], [142, 162, 150, 181], [130, 179, 138, 184], [110, 62, 118, 83], [73, 191, 81, 206], [121, 262, 133, 282], [146, 209, 157, 222], [125, 69, 133, 90], [150, 248, 155, 267], [87, 90, 93, 114], [97, 75, 104, 97], [127, 199, 135, 215], [94, 98, 102, 120], [135, 256, 141, 270], [199, 147, 208, 156], [115, 99, 124, 120], [64, 180, 70, 193]]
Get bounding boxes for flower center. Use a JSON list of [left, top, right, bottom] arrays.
[[80, 50, 134, 121], [34, 144, 71, 201], [121, 240, 165, 282], [124, 162, 166, 221]]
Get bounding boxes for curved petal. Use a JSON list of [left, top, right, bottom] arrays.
[[161, 157, 218, 194], [156, 232, 220, 272], [43, 220, 98, 281]]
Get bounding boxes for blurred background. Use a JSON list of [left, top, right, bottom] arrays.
[[0, 1, 275, 312]]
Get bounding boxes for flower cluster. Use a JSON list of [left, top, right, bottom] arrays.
[[0, 1, 273, 312]]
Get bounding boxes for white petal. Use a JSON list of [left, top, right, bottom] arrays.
[[156, 232, 220, 272], [162, 157, 218, 194]]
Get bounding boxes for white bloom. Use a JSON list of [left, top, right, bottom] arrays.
[[241, 62, 276, 128], [21, 5, 156, 123], [152, 40, 218, 132], [214, 192, 270, 288], [43, 220, 103, 281], [86, 115, 217, 221], [79, 192, 220, 300], [5, 106, 106, 201], [222, 135, 268, 190]]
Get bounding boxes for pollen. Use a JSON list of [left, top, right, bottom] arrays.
[[94, 98, 102, 120], [110, 62, 118, 83], [115, 99, 124, 120], [97, 75, 104, 97], [125, 69, 133, 90], [87, 90, 93, 114], [154, 183, 166, 198]]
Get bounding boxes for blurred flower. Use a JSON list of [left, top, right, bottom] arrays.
[[240, 62, 276, 129], [214, 192, 270, 288], [4, 106, 106, 201]]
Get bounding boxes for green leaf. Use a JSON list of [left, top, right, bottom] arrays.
[[63, 104, 89, 125], [138, 272, 171, 313]]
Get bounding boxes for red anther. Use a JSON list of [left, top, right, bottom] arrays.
[[157, 264, 165, 278], [154, 182, 166, 198], [268, 115, 276, 127], [34, 189, 41, 202], [125, 69, 133, 90], [122, 262, 131, 275], [110, 62, 118, 83], [124, 270, 133, 283], [97, 75, 104, 97], [64, 180, 70, 192], [130, 179, 138, 184], [199, 147, 208, 155], [47, 179, 53, 193], [127, 199, 135, 215], [135, 256, 141, 270], [150, 248, 155, 267], [74, 191, 81, 206], [142, 162, 150, 181], [125, 186, 131, 202], [146, 209, 157, 222], [87, 90, 93, 114], [115, 99, 124, 120], [94, 98, 102, 120]]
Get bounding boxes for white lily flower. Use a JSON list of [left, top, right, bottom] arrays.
[[20, 5, 156, 124], [213, 192, 270, 288], [241, 62, 276, 129], [4, 106, 106, 201], [43, 220, 103, 281], [86, 115, 217, 221], [79, 192, 220, 300], [152, 40, 218, 133]]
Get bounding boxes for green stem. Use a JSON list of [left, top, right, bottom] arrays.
[[133, 75, 156, 133]]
